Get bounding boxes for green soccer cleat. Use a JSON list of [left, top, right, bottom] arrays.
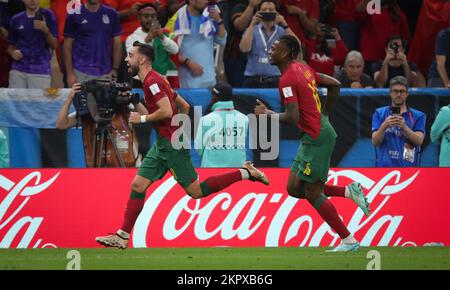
[[348, 182, 370, 216], [326, 242, 360, 253]]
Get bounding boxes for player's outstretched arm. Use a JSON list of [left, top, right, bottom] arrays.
[[316, 73, 341, 116], [175, 93, 191, 115]]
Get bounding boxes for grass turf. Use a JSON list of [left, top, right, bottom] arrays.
[[0, 247, 449, 270]]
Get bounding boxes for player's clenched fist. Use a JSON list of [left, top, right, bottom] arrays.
[[129, 111, 142, 124]]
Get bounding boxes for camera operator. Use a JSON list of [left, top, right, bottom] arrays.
[[372, 35, 425, 88], [239, 0, 297, 88], [56, 82, 149, 130]]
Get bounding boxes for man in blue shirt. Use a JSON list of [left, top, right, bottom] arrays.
[[7, 0, 58, 88], [195, 81, 249, 167], [372, 76, 426, 167], [428, 27, 450, 88], [239, 0, 296, 88], [64, 0, 122, 87], [175, 0, 227, 88]]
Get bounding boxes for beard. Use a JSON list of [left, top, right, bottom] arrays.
[[128, 64, 139, 77]]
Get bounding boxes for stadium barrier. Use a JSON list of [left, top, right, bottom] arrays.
[[0, 168, 448, 248], [0, 88, 449, 167]]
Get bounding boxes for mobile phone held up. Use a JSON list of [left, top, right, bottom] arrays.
[[260, 12, 276, 22], [392, 106, 401, 115]]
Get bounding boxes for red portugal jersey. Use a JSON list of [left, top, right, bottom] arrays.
[[279, 61, 322, 139], [142, 69, 179, 142]]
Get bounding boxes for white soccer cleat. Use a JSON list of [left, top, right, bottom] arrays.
[[96, 233, 129, 249], [242, 161, 270, 185]]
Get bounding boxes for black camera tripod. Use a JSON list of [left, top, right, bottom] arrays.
[[92, 122, 126, 168]]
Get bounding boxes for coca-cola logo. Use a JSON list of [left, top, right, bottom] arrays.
[[133, 169, 421, 248], [0, 171, 59, 248]]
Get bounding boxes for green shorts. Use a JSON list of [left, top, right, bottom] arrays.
[[137, 135, 198, 188], [290, 115, 337, 184]]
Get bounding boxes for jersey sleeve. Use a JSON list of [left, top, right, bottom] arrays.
[[146, 80, 169, 103], [279, 76, 298, 105], [372, 110, 383, 132], [413, 113, 426, 134]]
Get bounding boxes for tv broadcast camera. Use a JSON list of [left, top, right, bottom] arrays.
[[72, 79, 140, 168]]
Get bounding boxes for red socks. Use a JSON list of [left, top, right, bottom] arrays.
[[200, 170, 243, 197], [323, 184, 346, 197], [315, 198, 351, 239], [120, 192, 146, 234]]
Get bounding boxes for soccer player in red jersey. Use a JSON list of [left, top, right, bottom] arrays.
[[255, 35, 370, 252], [95, 41, 269, 249]]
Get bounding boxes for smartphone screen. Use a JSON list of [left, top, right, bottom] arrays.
[[392, 107, 401, 115]]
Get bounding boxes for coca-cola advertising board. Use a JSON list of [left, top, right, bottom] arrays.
[[0, 168, 449, 249]]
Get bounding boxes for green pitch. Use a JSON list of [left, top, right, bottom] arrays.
[[0, 247, 449, 270]]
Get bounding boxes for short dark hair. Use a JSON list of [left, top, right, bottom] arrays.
[[133, 41, 154, 62], [258, 0, 279, 10], [137, 3, 158, 12], [390, 75, 409, 90], [278, 35, 301, 60]]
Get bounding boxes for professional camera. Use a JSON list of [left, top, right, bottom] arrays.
[[73, 79, 140, 123]]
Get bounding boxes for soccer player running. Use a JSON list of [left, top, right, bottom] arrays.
[[96, 42, 269, 249], [255, 35, 370, 252]]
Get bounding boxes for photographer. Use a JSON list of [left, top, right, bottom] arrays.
[[56, 82, 149, 130], [239, 0, 297, 88], [305, 23, 349, 76], [371, 76, 426, 167], [372, 35, 424, 88]]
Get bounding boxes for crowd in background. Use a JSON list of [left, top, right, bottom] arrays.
[[0, 0, 449, 169], [0, 0, 449, 90]]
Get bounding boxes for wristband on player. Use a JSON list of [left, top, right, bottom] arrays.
[[140, 115, 146, 123]]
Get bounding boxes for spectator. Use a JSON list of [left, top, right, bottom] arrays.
[[371, 76, 426, 167], [7, 0, 58, 89], [279, 0, 318, 47], [305, 24, 349, 76], [356, 0, 410, 76], [329, 0, 360, 51], [0, 128, 9, 168], [408, 0, 450, 77], [172, 0, 227, 88], [334, 50, 374, 88], [195, 81, 249, 167], [430, 104, 450, 167], [239, 0, 296, 88], [372, 35, 423, 88], [63, 0, 122, 87], [125, 3, 178, 81], [104, 0, 167, 42], [223, 0, 260, 88], [428, 28, 450, 88]]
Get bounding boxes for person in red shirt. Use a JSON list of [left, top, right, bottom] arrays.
[[356, 0, 410, 76], [95, 41, 270, 249], [330, 0, 360, 51], [279, 0, 319, 47], [305, 24, 349, 76], [254, 35, 370, 252]]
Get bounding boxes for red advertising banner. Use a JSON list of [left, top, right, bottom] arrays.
[[0, 168, 449, 248]]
